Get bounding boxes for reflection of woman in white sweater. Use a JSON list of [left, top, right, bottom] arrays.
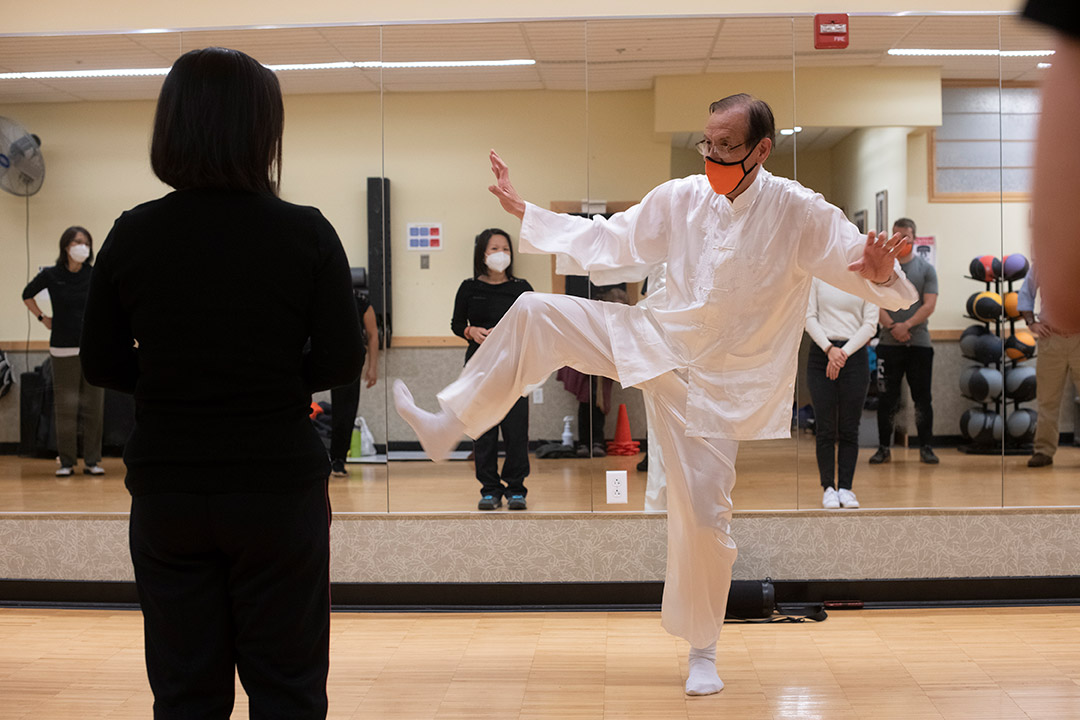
[[805, 278, 879, 509]]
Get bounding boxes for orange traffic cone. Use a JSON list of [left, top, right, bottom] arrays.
[[606, 403, 640, 456]]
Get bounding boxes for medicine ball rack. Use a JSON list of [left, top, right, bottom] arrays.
[[959, 266, 1036, 455]]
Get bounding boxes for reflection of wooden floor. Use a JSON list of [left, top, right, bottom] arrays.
[[1, 442, 1078, 514], [3, 605, 1079, 719]]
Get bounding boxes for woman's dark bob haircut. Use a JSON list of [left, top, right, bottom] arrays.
[[473, 228, 515, 279], [56, 225, 93, 267], [151, 47, 284, 195]]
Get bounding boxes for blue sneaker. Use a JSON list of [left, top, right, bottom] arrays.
[[478, 495, 501, 510], [507, 494, 527, 510]]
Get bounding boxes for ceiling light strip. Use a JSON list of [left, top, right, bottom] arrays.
[[0, 58, 537, 80], [888, 49, 1055, 57]]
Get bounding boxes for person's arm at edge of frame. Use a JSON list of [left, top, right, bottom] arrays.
[[1031, 33, 1080, 335], [80, 227, 139, 394]]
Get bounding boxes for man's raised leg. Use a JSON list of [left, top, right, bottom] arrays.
[[395, 292, 619, 459]]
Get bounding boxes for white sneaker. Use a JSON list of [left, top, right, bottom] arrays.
[[55, 466, 74, 477], [84, 465, 106, 476], [822, 487, 840, 509], [838, 488, 859, 508]]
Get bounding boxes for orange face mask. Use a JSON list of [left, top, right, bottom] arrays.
[[704, 146, 757, 196]]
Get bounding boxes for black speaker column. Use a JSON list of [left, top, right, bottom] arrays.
[[367, 177, 391, 347]]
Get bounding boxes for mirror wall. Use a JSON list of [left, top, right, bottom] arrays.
[[0, 12, 1064, 516]]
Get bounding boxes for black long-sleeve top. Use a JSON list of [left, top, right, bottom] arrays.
[[451, 276, 533, 363], [81, 188, 364, 496], [22, 264, 92, 349]]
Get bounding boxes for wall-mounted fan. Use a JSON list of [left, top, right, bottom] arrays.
[[0, 116, 45, 196]]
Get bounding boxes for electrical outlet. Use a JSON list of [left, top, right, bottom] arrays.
[[606, 470, 628, 504], [533, 387, 543, 404], [420, 254, 430, 269]]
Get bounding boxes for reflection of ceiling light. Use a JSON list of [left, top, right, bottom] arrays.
[[0, 67, 170, 79], [0, 58, 537, 80], [888, 48, 1055, 57], [378, 60, 535, 68], [779, 127, 802, 136], [1038, 62, 1052, 69]]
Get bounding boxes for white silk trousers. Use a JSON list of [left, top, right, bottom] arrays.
[[437, 292, 739, 649]]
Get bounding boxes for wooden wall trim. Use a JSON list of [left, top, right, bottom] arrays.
[[0, 341, 49, 351], [391, 336, 468, 348]]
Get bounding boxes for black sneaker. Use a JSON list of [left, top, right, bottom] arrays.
[[868, 447, 891, 464], [637, 453, 649, 472], [330, 460, 349, 478], [478, 495, 502, 511], [919, 446, 939, 465], [507, 494, 527, 510]]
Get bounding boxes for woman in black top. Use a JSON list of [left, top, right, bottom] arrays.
[[81, 48, 362, 719], [22, 226, 105, 477], [451, 229, 533, 510]]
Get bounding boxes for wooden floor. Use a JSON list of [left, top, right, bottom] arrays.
[[1, 442, 1079, 514], [1, 605, 1079, 719]]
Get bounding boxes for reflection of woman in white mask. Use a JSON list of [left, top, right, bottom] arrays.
[[21, 226, 106, 477], [451, 229, 534, 510]]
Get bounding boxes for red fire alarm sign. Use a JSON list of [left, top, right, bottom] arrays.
[[814, 13, 849, 50]]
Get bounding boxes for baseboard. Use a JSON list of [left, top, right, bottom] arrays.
[[2, 577, 1077, 612]]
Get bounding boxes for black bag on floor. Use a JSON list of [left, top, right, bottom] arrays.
[[726, 579, 827, 623]]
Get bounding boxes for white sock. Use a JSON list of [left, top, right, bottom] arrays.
[[392, 380, 465, 462], [685, 642, 724, 696]]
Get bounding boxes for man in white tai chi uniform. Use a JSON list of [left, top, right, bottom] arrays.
[[394, 93, 918, 695]]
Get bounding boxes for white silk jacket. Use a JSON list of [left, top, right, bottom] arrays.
[[519, 169, 918, 441]]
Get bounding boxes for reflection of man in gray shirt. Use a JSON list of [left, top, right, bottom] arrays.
[[871, 218, 940, 464]]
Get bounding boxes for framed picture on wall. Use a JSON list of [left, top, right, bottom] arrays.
[[853, 210, 867, 234], [875, 190, 888, 233]]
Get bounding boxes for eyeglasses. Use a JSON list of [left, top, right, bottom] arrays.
[[695, 137, 748, 161]]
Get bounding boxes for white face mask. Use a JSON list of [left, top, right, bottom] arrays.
[[485, 251, 511, 273], [68, 244, 91, 263]]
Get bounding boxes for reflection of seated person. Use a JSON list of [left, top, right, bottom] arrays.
[[805, 278, 878, 509], [329, 270, 380, 477], [451, 228, 534, 510], [1019, 264, 1080, 467], [556, 287, 630, 456]]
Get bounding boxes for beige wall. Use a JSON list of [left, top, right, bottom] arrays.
[[831, 126, 911, 242], [382, 88, 669, 337]]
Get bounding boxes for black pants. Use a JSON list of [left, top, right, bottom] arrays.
[[876, 344, 935, 448], [130, 481, 331, 719], [474, 395, 530, 498], [807, 344, 869, 490], [330, 376, 362, 462], [578, 376, 606, 447]]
